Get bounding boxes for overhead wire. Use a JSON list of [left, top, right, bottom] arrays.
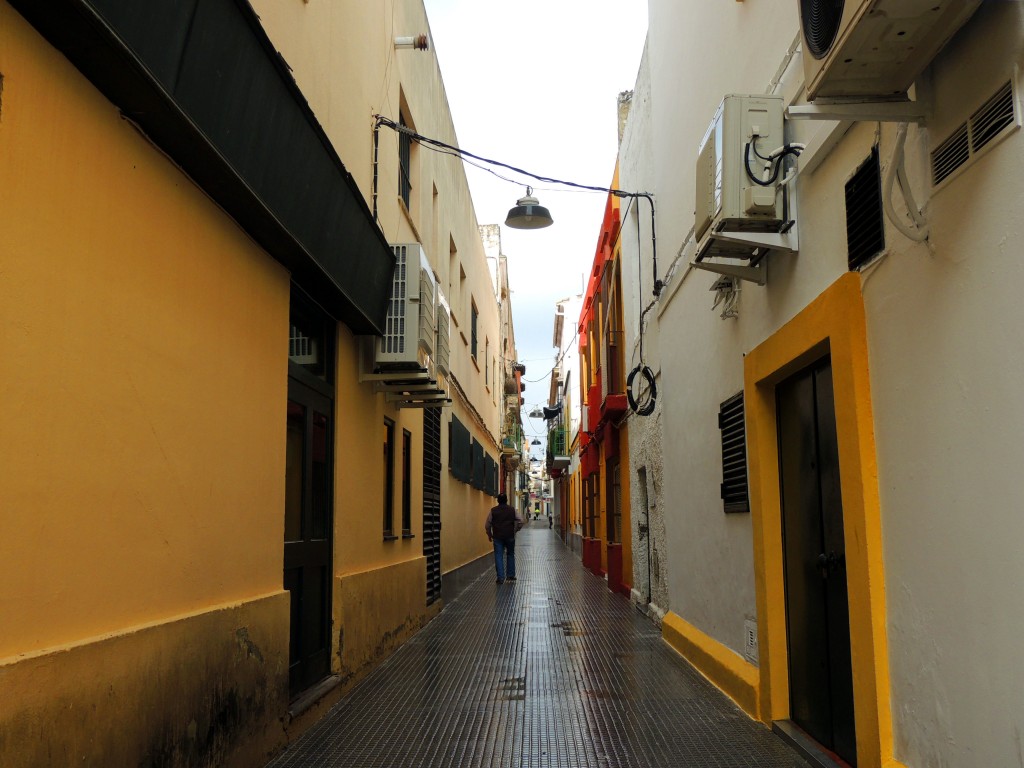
[[373, 114, 662, 417]]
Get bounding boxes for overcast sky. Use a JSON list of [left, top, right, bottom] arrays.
[[423, 0, 649, 457]]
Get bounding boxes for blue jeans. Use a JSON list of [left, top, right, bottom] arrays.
[[493, 537, 516, 580]]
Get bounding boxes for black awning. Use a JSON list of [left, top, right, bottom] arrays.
[[11, 0, 395, 334]]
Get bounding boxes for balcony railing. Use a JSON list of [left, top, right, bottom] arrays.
[[501, 421, 523, 457], [547, 425, 570, 470]]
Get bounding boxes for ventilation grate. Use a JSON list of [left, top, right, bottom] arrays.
[[845, 146, 885, 271], [932, 124, 970, 185], [719, 392, 749, 514], [932, 80, 1018, 187], [971, 80, 1015, 152]]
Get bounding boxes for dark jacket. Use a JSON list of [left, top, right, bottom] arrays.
[[486, 503, 522, 541]]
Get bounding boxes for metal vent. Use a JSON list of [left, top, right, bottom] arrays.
[[719, 392, 749, 514], [971, 80, 1015, 152], [384, 245, 408, 354], [932, 124, 970, 185], [845, 147, 885, 271], [933, 80, 1018, 187], [800, 0, 845, 59]]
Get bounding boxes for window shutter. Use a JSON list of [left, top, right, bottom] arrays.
[[845, 147, 885, 271], [719, 392, 749, 513]]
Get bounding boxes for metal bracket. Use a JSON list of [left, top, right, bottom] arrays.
[[692, 226, 798, 286], [692, 259, 765, 286], [710, 229, 798, 256], [786, 101, 927, 123]]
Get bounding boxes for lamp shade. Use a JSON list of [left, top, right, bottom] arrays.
[[505, 187, 553, 230]]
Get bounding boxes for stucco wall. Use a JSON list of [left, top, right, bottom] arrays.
[[0, 0, 289, 657], [618, 44, 670, 617], [0, 5, 292, 762], [863, 6, 1024, 766]]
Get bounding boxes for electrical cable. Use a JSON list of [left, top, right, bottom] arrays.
[[374, 114, 662, 415], [744, 136, 805, 188]]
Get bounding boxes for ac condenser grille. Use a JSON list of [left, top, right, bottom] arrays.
[[384, 245, 409, 354], [801, 0, 845, 59], [435, 306, 450, 377]]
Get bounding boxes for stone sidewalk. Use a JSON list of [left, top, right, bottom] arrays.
[[266, 523, 810, 768]]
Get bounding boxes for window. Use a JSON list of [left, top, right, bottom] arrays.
[[398, 112, 413, 210], [485, 340, 490, 386], [402, 429, 412, 536], [383, 418, 396, 538], [845, 147, 884, 271], [289, 286, 334, 382], [471, 439, 485, 490], [470, 302, 478, 360], [448, 239, 459, 325], [449, 415, 471, 483], [719, 392, 749, 513]]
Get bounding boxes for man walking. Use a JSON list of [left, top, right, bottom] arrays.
[[485, 493, 524, 584]]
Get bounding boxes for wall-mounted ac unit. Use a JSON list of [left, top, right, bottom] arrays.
[[800, 0, 983, 101], [695, 94, 785, 245], [435, 289, 451, 379], [376, 243, 436, 371]]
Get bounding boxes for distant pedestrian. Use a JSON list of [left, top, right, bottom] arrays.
[[548, 512, 553, 529], [485, 493, 524, 584]]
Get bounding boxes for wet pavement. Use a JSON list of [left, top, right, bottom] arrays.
[[266, 523, 810, 768]]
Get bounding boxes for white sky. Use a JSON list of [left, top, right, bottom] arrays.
[[423, 0, 649, 455]]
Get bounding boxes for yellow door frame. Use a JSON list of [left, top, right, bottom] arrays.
[[744, 273, 901, 768]]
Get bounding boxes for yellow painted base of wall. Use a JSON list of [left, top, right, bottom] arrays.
[[334, 557, 438, 685], [0, 592, 290, 768], [661, 611, 761, 720]]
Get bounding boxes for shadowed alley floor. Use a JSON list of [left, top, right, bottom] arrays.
[[266, 523, 810, 768]]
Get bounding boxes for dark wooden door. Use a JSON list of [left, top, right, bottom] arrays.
[[777, 357, 857, 765], [284, 379, 333, 695]]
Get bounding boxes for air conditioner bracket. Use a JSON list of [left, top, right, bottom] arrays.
[[786, 101, 926, 124], [692, 227, 798, 285]]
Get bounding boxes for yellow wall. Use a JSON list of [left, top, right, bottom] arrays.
[[1, 5, 291, 763], [0, 2, 289, 658], [251, 0, 500, 587]]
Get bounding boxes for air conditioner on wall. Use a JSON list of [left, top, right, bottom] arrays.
[[376, 243, 436, 372], [800, 0, 983, 101], [695, 94, 785, 246]]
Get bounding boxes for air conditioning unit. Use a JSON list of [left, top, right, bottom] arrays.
[[695, 94, 785, 246], [435, 289, 451, 380], [376, 243, 436, 371], [800, 0, 983, 101]]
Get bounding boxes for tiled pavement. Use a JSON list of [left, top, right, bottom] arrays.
[[266, 523, 810, 768]]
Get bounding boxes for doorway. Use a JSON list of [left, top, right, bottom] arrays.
[[776, 357, 856, 764], [285, 289, 335, 696], [284, 380, 333, 694]]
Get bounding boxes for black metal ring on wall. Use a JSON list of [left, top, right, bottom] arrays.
[[626, 365, 657, 416]]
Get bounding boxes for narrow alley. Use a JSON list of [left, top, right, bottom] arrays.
[[266, 523, 809, 768]]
